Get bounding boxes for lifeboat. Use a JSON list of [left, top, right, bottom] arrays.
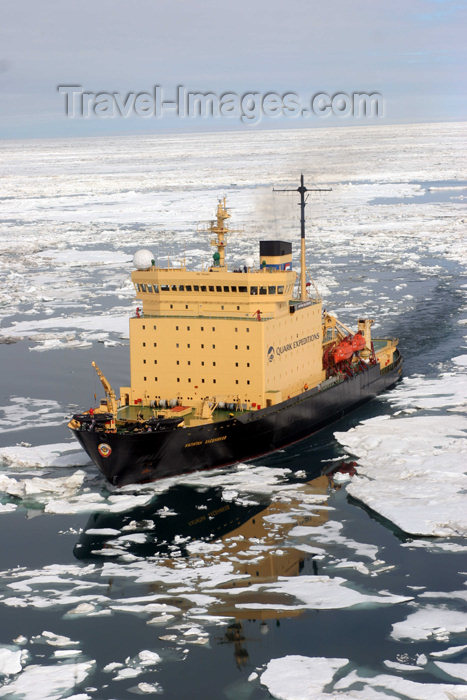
[[332, 332, 365, 363]]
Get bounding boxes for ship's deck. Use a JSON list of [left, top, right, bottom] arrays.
[[117, 405, 244, 426]]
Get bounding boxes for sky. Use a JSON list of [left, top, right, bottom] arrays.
[[0, 0, 466, 138]]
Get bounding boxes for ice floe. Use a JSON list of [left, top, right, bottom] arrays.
[[260, 655, 349, 699], [0, 442, 89, 469], [430, 644, 467, 659], [0, 647, 22, 675], [391, 605, 467, 642], [0, 397, 68, 434], [0, 660, 95, 700], [234, 575, 411, 612], [334, 668, 467, 699], [336, 414, 467, 537], [434, 661, 467, 683]]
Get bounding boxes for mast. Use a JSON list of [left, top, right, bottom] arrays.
[[274, 175, 331, 300], [209, 197, 230, 269]]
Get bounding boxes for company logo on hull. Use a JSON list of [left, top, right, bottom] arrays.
[[98, 443, 112, 458], [267, 333, 320, 361]]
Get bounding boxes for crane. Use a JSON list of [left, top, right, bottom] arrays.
[[92, 361, 118, 416]]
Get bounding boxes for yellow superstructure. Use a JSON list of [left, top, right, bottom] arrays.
[[120, 198, 326, 413]]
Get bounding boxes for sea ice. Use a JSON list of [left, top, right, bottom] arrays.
[[334, 668, 467, 699], [0, 397, 66, 434], [336, 414, 467, 537], [0, 442, 89, 468], [430, 644, 467, 659], [391, 605, 467, 641], [0, 661, 95, 699], [434, 661, 467, 682], [235, 575, 411, 612], [0, 647, 22, 675], [260, 655, 349, 699]]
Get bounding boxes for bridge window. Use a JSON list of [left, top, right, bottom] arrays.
[[201, 285, 207, 292], [250, 286, 258, 295], [231, 285, 237, 292], [209, 285, 214, 292], [259, 286, 267, 295], [186, 285, 192, 291], [278, 286, 284, 294], [216, 285, 222, 292], [239, 286, 247, 293], [171, 285, 177, 291], [141, 284, 147, 292], [194, 285, 199, 291], [179, 284, 185, 291], [147, 284, 153, 293], [268, 286, 276, 294], [223, 286, 229, 292], [161, 285, 169, 291], [154, 284, 159, 293]]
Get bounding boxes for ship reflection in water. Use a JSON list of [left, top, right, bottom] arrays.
[[74, 464, 351, 664]]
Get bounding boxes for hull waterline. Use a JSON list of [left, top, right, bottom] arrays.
[[72, 353, 402, 487]]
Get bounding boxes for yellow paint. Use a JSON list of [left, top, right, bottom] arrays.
[[74, 197, 398, 426]]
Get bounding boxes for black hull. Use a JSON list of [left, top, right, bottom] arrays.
[[72, 354, 402, 486]]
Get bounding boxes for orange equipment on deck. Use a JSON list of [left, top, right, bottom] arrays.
[[332, 332, 366, 363]]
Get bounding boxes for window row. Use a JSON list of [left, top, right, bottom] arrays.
[[142, 359, 251, 367], [143, 377, 251, 385], [142, 325, 251, 333], [136, 283, 287, 295]]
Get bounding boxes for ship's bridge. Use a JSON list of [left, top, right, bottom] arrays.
[[132, 266, 297, 320]]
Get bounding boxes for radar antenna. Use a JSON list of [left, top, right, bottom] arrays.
[[273, 175, 331, 300]]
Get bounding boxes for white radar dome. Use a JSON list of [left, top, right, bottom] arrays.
[[133, 249, 154, 270], [245, 256, 255, 269]]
